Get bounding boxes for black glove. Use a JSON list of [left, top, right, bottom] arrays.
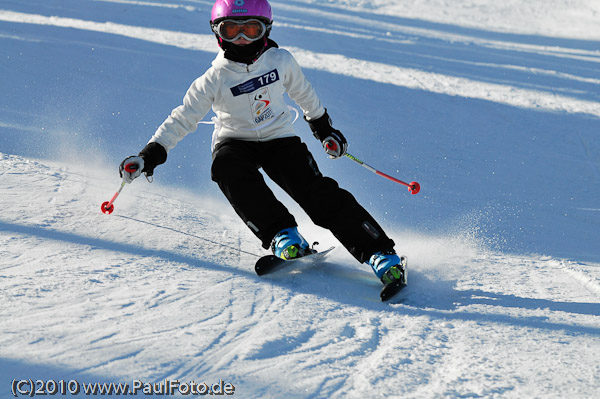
[[306, 109, 348, 159], [119, 142, 167, 182], [138, 142, 167, 176]]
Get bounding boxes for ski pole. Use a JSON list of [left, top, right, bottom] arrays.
[[343, 152, 421, 194], [100, 163, 138, 214]]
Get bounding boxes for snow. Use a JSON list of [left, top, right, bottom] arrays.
[[1, 0, 599, 397]]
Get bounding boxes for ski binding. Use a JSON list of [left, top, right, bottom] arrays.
[[379, 256, 408, 302]]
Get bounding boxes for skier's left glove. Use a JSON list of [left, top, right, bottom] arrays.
[[306, 109, 348, 159]]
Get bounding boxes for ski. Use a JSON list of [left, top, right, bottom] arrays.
[[255, 246, 335, 276], [379, 256, 408, 302], [256, 247, 406, 302], [380, 281, 406, 301]]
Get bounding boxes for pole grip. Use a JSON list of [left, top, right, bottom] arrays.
[[124, 163, 138, 173]]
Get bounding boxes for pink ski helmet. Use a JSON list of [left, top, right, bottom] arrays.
[[211, 0, 273, 24]]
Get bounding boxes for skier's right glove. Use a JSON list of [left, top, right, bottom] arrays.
[[119, 142, 168, 183], [119, 156, 144, 184]]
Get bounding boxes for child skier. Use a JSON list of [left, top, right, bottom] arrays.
[[119, 0, 406, 287]]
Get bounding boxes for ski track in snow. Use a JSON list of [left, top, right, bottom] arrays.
[[1, 154, 599, 398]]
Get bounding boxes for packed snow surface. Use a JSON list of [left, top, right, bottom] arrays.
[[1, 1, 599, 398]]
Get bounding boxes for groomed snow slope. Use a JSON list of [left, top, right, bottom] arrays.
[[1, 153, 600, 398]]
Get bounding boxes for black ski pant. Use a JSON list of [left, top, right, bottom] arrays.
[[211, 137, 395, 263]]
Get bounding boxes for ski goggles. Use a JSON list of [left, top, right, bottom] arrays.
[[212, 19, 269, 42]]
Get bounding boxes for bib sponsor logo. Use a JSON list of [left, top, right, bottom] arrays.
[[251, 88, 271, 116]]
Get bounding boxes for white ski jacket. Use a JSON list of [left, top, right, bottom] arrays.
[[148, 45, 325, 152]]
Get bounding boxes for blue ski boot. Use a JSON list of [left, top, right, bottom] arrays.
[[271, 227, 312, 260], [368, 249, 407, 285]]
